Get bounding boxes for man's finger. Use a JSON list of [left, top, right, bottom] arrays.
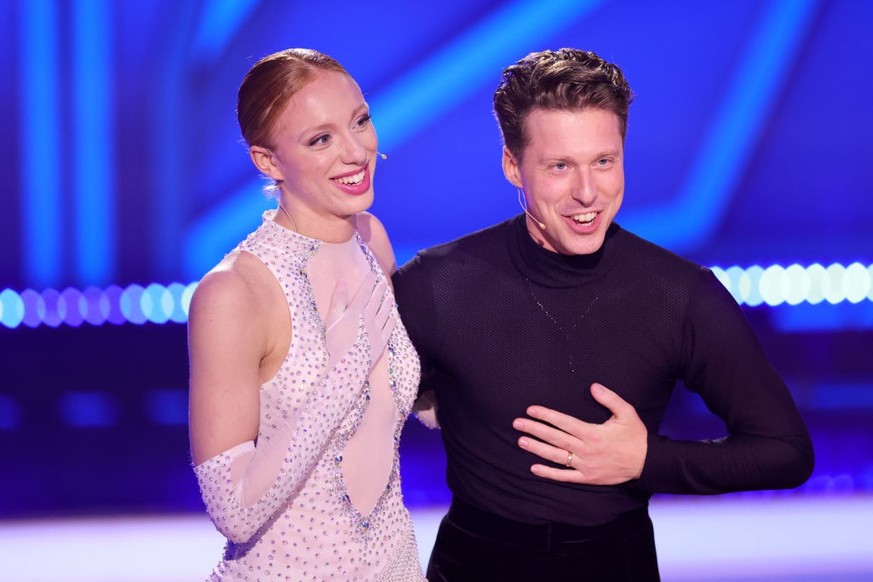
[[524, 405, 593, 438], [590, 383, 635, 419], [517, 435, 575, 467], [529, 464, 586, 484], [513, 417, 578, 451]]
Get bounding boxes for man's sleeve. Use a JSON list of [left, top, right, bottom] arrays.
[[638, 267, 814, 494]]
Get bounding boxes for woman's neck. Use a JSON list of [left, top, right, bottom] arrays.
[[275, 202, 357, 243]]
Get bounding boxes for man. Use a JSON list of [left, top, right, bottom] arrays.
[[393, 48, 813, 581]]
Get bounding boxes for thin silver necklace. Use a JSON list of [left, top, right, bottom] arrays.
[[524, 279, 598, 375], [278, 203, 299, 233]]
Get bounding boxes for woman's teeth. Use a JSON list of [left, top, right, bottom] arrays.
[[335, 169, 365, 185], [572, 212, 597, 225]]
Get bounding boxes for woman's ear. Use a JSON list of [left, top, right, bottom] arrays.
[[249, 146, 284, 181], [501, 146, 523, 188]]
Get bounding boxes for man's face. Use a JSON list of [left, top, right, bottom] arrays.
[[503, 107, 625, 256]]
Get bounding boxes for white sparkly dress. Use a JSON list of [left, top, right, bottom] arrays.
[[194, 211, 424, 581]]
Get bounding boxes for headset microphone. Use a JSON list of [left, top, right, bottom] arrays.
[[517, 188, 546, 231], [377, 152, 388, 160]]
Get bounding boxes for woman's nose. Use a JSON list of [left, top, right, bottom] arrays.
[[339, 133, 368, 165]]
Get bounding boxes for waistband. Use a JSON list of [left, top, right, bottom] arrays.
[[445, 498, 651, 551]]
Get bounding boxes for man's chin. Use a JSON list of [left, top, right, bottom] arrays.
[[558, 235, 606, 256]]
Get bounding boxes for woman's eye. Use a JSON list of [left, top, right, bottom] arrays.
[[309, 134, 330, 147], [355, 114, 372, 128]]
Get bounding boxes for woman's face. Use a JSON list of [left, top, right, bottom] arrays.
[[254, 70, 378, 237]]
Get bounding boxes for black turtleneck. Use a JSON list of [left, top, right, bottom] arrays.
[[510, 215, 617, 288], [393, 214, 813, 526]]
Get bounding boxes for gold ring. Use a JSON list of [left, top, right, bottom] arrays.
[[566, 451, 574, 468]]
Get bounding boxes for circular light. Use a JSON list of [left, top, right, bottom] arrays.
[[0, 289, 25, 329], [61, 287, 85, 327], [182, 282, 197, 318], [824, 264, 847, 304], [760, 265, 786, 307], [104, 285, 126, 325], [784, 264, 809, 306], [724, 266, 745, 304], [166, 283, 188, 323], [41, 288, 65, 327], [743, 266, 764, 307], [120, 284, 147, 324], [805, 264, 827, 305], [142, 283, 170, 324], [843, 262, 871, 304], [20, 289, 44, 328], [83, 287, 108, 326]]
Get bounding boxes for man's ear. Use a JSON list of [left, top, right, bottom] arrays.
[[249, 146, 284, 181], [501, 146, 522, 188]]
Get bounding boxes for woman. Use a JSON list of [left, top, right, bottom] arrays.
[[188, 48, 424, 581]]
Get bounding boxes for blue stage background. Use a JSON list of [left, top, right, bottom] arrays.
[[1, 0, 871, 525]]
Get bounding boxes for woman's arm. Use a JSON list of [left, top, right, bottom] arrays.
[[189, 263, 265, 466], [188, 259, 393, 543]]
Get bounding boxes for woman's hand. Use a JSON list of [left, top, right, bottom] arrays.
[[325, 272, 396, 370]]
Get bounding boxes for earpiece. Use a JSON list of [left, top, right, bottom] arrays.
[[517, 188, 546, 231], [378, 152, 388, 160]]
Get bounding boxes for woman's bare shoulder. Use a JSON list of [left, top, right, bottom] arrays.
[[190, 252, 274, 320]]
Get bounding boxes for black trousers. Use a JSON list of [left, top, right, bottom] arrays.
[[426, 499, 661, 582]]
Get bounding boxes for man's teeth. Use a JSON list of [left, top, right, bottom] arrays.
[[572, 212, 597, 224], [335, 170, 365, 185]]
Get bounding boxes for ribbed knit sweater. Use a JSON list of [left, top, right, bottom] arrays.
[[393, 214, 813, 526]]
